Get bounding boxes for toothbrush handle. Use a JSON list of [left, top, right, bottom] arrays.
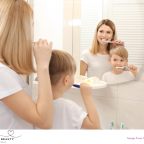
[[73, 84, 80, 88]]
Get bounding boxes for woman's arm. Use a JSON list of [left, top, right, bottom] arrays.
[[34, 40, 53, 128], [80, 60, 88, 76], [80, 83, 100, 129], [2, 40, 53, 129], [112, 40, 124, 47]]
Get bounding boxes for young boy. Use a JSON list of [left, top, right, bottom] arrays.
[[49, 50, 100, 129], [102, 46, 138, 84]]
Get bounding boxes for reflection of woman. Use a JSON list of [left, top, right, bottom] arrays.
[[80, 19, 124, 78], [0, 0, 53, 129]]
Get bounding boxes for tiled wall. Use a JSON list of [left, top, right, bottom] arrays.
[[63, 80, 144, 129], [32, 79, 144, 129]]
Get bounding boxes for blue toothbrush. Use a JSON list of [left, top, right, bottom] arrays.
[[73, 84, 80, 88]]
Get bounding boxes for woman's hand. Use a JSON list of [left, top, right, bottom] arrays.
[[33, 39, 53, 68], [112, 40, 124, 47]]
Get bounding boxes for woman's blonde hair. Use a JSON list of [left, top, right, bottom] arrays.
[[110, 46, 128, 60], [90, 19, 117, 55], [0, 0, 35, 74], [49, 50, 76, 85]]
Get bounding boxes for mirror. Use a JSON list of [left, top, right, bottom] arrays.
[[32, 0, 144, 129]]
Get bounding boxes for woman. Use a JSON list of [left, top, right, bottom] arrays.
[[80, 19, 124, 78], [0, 0, 53, 129]]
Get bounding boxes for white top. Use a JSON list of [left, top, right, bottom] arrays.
[[81, 50, 112, 78], [52, 98, 87, 129], [102, 71, 135, 85], [0, 63, 33, 129]]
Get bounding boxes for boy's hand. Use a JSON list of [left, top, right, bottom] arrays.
[[128, 64, 138, 76]]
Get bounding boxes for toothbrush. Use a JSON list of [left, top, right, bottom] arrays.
[[73, 84, 80, 88], [115, 66, 129, 71], [102, 39, 114, 44]]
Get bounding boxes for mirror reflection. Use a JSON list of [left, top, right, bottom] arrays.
[[32, 0, 144, 129]]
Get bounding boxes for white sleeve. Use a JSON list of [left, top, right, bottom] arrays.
[[70, 101, 87, 129], [0, 67, 25, 99], [80, 50, 89, 64]]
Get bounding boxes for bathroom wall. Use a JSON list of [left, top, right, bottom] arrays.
[[63, 80, 144, 129], [33, 0, 63, 49], [32, 78, 144, 129]]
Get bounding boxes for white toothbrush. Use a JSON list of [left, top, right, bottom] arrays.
[[102, 39, 114, 44], [115, 66, 129, 71]]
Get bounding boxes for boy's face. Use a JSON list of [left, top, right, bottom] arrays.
[[110, 54, 127, 70]]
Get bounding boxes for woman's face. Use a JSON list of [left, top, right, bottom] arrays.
[[97, 24, 113, 45]]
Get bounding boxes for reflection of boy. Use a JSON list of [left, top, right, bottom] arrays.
[[49, 50, 100, 129], [102, 46, 137, 84]]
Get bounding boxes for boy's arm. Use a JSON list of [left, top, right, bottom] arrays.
[[80, 83, 100, 129]]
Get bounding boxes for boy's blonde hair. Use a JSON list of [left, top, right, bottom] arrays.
[[110, 46, 128, 59], [49, 50, 76, 85], [0, 0, 34, 74]]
